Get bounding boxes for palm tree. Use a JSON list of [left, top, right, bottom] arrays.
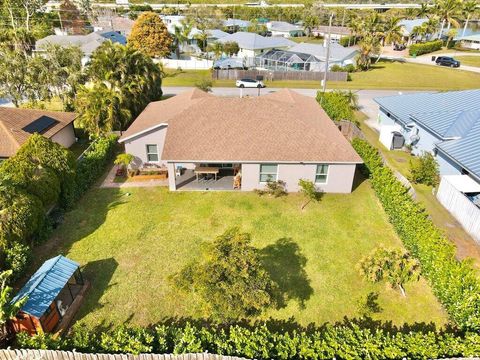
[[461, 0, 478, 37], [417, 3, 430, 18], [357, 34, 381, 71], [446, 27, 458, 47], [207, 41, 224, 60], [434, 0, 461, 38], [382, 16, 403, 45], [195, 30, 209, 53]]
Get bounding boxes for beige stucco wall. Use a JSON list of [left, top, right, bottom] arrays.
[[50, 123, 76, 149], [241, 162, 357, 193], [123, 126, 168, 168]]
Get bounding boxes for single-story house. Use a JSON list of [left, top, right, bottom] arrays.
[[223, 18, 251, 33], [457, 33, 480, 50], [119, 88, 362, 193], [375, 90, 480, 243], [10, 256, 86, 335], [256, 42, 357, 71], [266, 21, 304, 38], [399, 18, 428, 37], [161, 15, 186, 34], [312, 26, 351, 41], [35, 31, 127, 65], [216, 32, 295, 61], [92, 15, 134, 36], [0, 108, 77, 161]]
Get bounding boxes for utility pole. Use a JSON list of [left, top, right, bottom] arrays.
[[322, 13, 333, 93]]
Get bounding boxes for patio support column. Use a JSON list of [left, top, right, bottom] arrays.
[[167, 163, 177, 191]]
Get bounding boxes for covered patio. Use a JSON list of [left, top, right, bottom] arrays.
[[171, 163, 242, 191]]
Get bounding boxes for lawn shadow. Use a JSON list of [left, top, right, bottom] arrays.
[[260, 238, 313, 309], [74, 257, 119, 322]]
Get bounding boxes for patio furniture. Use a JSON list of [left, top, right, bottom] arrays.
[[194, 166, 220, 181]]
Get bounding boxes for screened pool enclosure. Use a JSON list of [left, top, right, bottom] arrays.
[[256, 49, 325, 72]]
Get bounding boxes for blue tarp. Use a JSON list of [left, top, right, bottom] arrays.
[[12, 255, 80, 318]]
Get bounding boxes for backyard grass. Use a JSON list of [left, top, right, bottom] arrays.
[[456, 56, 480, 67], [162, 61, 480, 90], [291, 36, 325, 44], [34, 182, 447, 328]]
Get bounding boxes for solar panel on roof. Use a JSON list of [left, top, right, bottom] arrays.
[[22, 116, 59, 134]]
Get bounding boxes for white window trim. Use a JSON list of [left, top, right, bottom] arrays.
[[259, 164, 278, 183], [146, 144, 159, 162], [315, 164, 329, 184]]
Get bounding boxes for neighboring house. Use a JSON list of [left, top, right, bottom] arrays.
[[92, 15, 134, 36], [312, 26, 351, 41], [256, 42, 358, 71], [161, 15, 186, 34], [375, 90, 480, 244], [119, 88, 362, 193], [0, 107, 77, 161], [266, 21, 304, 38], [223, 18, 251, 32], [35, 31, 127, 65], [399, 18, 429, 42], [217, 32, 295, 61], [457, 33, 480, 50], [207, 29, 229, 41]]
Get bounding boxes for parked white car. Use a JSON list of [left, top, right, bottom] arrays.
[[235, 78, 266, 88]]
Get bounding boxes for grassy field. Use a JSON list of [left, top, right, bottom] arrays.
[[291, 36, 325, 44], [356, 112, 480, 267], [34, 183, 447, 328], [456, 56, 480, 67], [163, 61, 480, 90]]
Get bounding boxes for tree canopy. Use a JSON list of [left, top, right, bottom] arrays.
[[171, 227, 278, 321], [128, 12, 172, 58]]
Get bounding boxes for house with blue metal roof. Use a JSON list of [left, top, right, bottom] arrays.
[[11, 255, 85, 335], [374, 89, 480, 182]]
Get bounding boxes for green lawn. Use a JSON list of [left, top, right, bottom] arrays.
[[35, 183, 447, 328], [163, 61, 480, 90], [456, 56, 480, 67], [291, 36, 325, 44]]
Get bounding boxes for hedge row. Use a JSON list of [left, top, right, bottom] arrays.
[[73, 134, 118, 199], [408, 40, 443, 56], [351, 139, 480, 331], [17, 321, 480, 359]]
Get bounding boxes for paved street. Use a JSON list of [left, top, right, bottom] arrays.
[[405, 52, 480, 74]]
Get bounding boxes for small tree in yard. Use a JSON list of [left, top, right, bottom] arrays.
[[194, 78, 213, 92], [170, 227, 278, 321], [357, 246, 420, 297], [409, 151, 439, 187], [128, 12, 172, 57], [298, 179, 323, 210], [114, 154, 134, 170]]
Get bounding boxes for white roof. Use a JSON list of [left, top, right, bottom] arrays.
[[288, 42, 358, 61], [217, 32, 295, 50], [267, 21, 303, 32], [443, 175, 480, 193], [458, 33, 480, 41]]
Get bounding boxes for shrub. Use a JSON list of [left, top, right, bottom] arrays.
[[330, 64, 356, 73], [339, 35, 359, 47], [409, 152, 439, 187], [316, 90, 355, 122], [352, 138, 480, 330], [254, 180, 287, 197], [408, 40, 443, 56], [4, 242, 31, 280], [194, 78, 213, 93]]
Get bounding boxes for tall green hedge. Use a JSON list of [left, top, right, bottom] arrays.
[[352, 139, 480, 331], [74, 134, 118, 199], [17, 321, 480, 359], [408, 40, 443, 56]]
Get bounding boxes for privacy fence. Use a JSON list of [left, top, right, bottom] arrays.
[[212, 69, 348, 82], [0, 350, 249, 360]]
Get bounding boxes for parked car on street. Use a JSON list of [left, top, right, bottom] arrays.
[[435, 56, 460, 67], [236, 78, 266, 88]]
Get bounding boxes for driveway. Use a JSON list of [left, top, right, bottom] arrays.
[[405, 52, 480, 74]]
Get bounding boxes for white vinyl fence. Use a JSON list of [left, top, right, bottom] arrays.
[[160, 58, 213, 70], [436, 176, 480, 244]]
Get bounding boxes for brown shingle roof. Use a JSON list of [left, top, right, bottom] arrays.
[[0, 107, 76, 158], [122, 89, 362, 163]]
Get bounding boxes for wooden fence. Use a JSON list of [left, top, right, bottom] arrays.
[[334, 120, 365, 141], [0, 350, 250, 360], [212, 69, 348, 82]]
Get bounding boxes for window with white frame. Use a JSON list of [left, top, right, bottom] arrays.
[[315, 164, 329, 184], [146, 144, 158, 162], [259, 164, 278, 182]]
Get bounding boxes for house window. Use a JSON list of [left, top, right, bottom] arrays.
[[315, 164, 329, 184], [259, 164, 278, 182], [146, 144, 158, 162]]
